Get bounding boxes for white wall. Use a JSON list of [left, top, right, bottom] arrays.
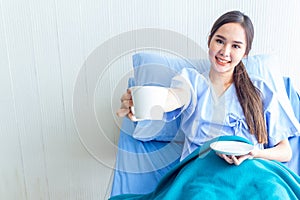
[[0, 0, 299, 200]]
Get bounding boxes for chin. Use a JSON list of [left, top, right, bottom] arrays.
[[212, 64, 232, 73]]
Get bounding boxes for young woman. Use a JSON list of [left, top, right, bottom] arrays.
[[117, 11, 296, 166]]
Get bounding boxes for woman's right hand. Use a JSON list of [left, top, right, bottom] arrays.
[[116, 89, 135, 120]]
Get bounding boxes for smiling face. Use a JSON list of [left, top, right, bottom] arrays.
[[208, 22, 247, 75]]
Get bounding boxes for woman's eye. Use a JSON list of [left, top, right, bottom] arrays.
[[216, 39, 224, 44], [233, 44, 241, 49]]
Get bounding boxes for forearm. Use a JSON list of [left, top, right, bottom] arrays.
[[163, 88, 190, 112], [163, 74, 192, 112], [252, 139, 292, 162]]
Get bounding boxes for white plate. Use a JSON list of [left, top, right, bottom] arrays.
[[210, 141, 254, 156]]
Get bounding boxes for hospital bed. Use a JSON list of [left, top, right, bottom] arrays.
[[110, 52, 300, 198]]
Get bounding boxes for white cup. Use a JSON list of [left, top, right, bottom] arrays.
[[129, 86, 168, 120]]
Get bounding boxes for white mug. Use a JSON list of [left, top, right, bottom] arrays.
[[129, 86, 168, 120]]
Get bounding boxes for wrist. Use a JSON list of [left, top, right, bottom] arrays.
[[250, 147, 260, 158]]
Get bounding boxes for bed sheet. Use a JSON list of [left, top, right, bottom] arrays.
[[110, 119, 183, 196]]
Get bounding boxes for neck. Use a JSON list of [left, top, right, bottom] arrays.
[[209, 70, 233, 97]]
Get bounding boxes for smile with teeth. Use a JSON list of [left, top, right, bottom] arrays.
[[216, 57, 231, 65]]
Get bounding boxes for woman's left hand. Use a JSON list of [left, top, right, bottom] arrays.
[[217, 153, 253, 166]]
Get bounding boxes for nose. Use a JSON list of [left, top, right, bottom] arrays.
[[220, 44, 230, 57]]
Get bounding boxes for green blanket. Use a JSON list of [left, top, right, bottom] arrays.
[[110, 136, 300, 200]]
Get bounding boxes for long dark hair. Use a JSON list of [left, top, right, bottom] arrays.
[[208, 11, 267, 144]]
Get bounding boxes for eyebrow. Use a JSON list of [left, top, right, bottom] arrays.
[[215, 34, 244, 45]]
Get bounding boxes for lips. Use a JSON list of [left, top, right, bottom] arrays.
[[216, 56, 231, 66]]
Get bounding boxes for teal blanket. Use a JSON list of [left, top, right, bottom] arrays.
[[110, 136, 300, 200]]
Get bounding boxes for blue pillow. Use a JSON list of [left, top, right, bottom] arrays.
[[132, 52, 209, 87], [131, 52, 298, 142]]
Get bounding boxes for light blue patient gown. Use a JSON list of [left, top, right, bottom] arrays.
[[172, 68, 300, 160]]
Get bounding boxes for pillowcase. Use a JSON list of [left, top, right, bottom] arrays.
[[133, 52, 210, 87], [130, 52, 297, 142]]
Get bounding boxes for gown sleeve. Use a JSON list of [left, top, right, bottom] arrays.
[[164, 67, 209, 121]]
